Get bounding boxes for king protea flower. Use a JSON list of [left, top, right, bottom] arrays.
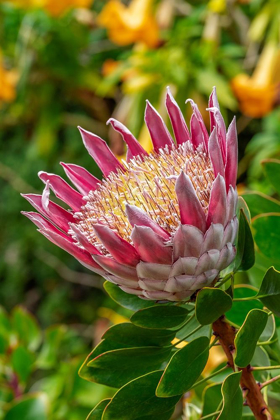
[[22, 87, 238, 302]]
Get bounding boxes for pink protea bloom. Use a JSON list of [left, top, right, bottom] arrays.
[[22, 87, 238, 302]]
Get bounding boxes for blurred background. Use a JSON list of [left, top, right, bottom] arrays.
[[0, 0, 280, 419]]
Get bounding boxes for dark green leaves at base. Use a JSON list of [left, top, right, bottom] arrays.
[[131, 306, 189, 329], [196, 288, 232, 325], [234, 309, 268, 367], [102, 323, 175, 347], [103, 371, 180, 420], [156, 337, 209, 397], [104, 282, 152, 311], [87, 399, 110, 420], [218, 372, 243, 420], [79, 321, 176, 388], [86, 346, 171, 388], [257, 267, 280, 317]]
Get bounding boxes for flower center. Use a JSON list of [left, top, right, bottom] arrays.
[[71, 141, 214, 254]]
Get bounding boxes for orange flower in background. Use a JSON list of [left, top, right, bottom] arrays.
[[6, 0, 92, 16], [43, 0, 92, 17], [231, 42, 280, 118], [97, 0, 159, 48], [0, 58, 18, 104]]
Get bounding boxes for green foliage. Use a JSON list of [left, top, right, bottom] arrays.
[[130, 306, 189, 329], [0, 306, 113, 420], [4, 394, 48, 420], [102, 371, 179, 420], [156, 337, 209, 397], [263, 159, 280, 195], [104, 282, 153, 311], [234, 209, 255, 272], [234, 309, 268, 367], [226, 286, 262, 326], [257, 267, 280, 317], [253, 214, 280, 261], [86, 399, 110, 420], [195, 288, 232, 325], [218, 372, 243, 420], [1, 0, 280, 419]]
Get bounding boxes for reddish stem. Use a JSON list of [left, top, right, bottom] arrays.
[[9, 373, 21, 399], [212, 317, 273, 420]]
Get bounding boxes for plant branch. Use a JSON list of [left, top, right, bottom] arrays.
[[260, 375, 280, 390], [212, 316, 273, 420], [200, 411, 221, 420], [252, 366, 280, 372], [192, 365, 228, 389]]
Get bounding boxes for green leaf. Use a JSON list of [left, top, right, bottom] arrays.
[[4, 394, 48, 420], [176, 316, 210, 341], [102, 371, 180, 420], [86, 399, 110, 420], [102, 323, 175, 347], [257, 267, 280, 316], [79, 340, 128, 383], [237, 196, 251, 222], [259, 314, 276, 342], [104, 282, 153, 311], [0, 306, 11, 338], [86, 347, 171, 388], [0, 333, 8, 354], [217, 372, 242, 420], [11, 346, 34, 383], [131, 306, 189, 329], [196, 288, 232, 325], [234, 209, 255, 272], [242, 192, 280, 219], [36, 325, 67, 369], [234, 309, 268, 367], [156, 337, 209, 397], [262, 159, 280, 195], [136, 409, 175, 420], [11, 306, 41, 352], [251, 346, 270, 368], [226, 286, 263, 326], [253, 214, 280, 262], [202, 383, 222, 417]]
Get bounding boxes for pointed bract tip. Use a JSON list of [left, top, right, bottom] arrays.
[[106, 118, 113, 126]]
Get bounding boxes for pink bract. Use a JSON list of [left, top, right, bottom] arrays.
[[22, 87, 238, 301]]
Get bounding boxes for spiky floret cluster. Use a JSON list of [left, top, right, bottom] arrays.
[[73, 142, 214, 254], [22, 87, 238, 301]]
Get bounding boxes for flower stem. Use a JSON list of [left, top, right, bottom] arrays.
[[212, 316, 272, 420]]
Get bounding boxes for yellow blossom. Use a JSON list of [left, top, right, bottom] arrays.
[[208, 0, 226, 14], [231, 42, 279, 118], [0, 59, 18, 104], [97, 0, 159, 48]]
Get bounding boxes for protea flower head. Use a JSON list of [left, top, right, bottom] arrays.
[[22, 87, 238, 302]]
